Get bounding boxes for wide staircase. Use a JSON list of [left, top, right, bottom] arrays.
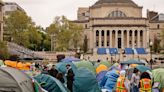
[[7, 42, 43, 59]]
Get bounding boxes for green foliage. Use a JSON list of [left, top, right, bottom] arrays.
[[0, 41, 10, 59], [5, 10, 51, 51], [83, 35, 88, 53], [46, 16, 84, 51], [161, 28, 164, 47], [153, 35, 160, 53]]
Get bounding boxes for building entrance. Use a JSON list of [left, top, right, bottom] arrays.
[[118, 38, 121, 48]]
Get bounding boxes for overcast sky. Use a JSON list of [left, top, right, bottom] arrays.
[[3, 0, 164, 28]]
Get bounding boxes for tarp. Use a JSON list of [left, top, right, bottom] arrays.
[[61, 57, 80, 62], [0, 67, 38, 92], [152, 68, 164, 89], [73, 67, 101, 92], [136, 65, 151, 73], [34, 74, 70, 92], [96, 64, 108, 74], [121, 59, 145, 65], [100, 70, 119, 91], [73, 61, 96, 75]]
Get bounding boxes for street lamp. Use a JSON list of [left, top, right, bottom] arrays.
[[114, 49, 117, 62], [150, 41, 153, 69]]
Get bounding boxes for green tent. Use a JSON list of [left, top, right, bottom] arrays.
[[34, 74, 70, 92], [73, 67, 101, 92], [152, 68, 164, 90], [73, 61, 96, 75]]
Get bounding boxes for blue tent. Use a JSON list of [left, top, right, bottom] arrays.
[[100, 70, 119, 91], [34, 74, 70, 92], [73, 67, 101, 92], [61, 57, 80, 62], [96, 71, 107, 82]]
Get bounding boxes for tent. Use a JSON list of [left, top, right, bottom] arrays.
[[96, 64, 108, 74], [0, 67, 41, 92], [95, 61, 111, 68], [34, 74, 70, 92], [121, 59, 145, 65], [61, 57, 80, 62], [73, 67, 101, 92], [96, 70, 107, 82], [73, 61, 96, 75], [136, 65, 151, 73], [100, 70, 119, 91], [56, 62, 77, 74], [152, 68, 164, 90]]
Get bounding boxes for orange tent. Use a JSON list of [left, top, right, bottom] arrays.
[[96, 64, 108, 74], [4, 60, 30, 70]]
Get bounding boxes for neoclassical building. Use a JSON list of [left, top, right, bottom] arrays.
[[75, 0, 164, 54]]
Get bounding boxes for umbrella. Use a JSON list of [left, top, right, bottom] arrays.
[[55, 62, 77, 74], [61, 57, 80, 62], [73, 67, 101, 92], [73, 61, 96, 75], [34, 74, 70, 92], [121, 59, 145, 65], [96, 64, 108, 74], [96, 71, 107, 82], [152, 68, 164, 89], [135, 65, 151, 73]]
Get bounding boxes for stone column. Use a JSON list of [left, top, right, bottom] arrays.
[[115, 30, 118, 48], [137, 30, 140, 48], [121, 30, 124, 49], [110, 30, 112, 48], [143, 30, 147, 48], [104, 30, 107, 48], [99, 30, 101, 47], [132, 30, 135, 48], [0, 22, 3, 41], [127, 30, 129, 48], [93, 30, 96, 48]]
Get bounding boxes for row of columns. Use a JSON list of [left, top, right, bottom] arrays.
[[94, 30, 147, 48]]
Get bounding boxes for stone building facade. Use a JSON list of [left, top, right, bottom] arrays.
[[75, 0, 164, 53], [0, 1, 3, 41]]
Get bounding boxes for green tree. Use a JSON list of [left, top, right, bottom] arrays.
[[46, 16, 84, 51], [153, 35, 160, 53], [0, 41, 10, 59], [161, 28, 164, 47], [83, 35, 88, 53], [5, 10, 33, 46]]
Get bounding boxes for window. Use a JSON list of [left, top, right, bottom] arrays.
[[157, 24, 160, 29], [102, 41, 104, 47], [108, 10, 127, 18], [96, 41, 99, 47], [107, 30, 110, 36], [85, 24, 87, 29], [107, 41, 109, 46], [101, 30, 104, 36], [96, 30, 99, 36]]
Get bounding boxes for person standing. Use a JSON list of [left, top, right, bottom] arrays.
[[116, 70, 130, 92], [139, 72, 152, 92], [66, 64, 74, 92], [130, 68, 140, 92]]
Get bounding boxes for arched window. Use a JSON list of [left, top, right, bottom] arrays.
[[108, 10, 127, 18]]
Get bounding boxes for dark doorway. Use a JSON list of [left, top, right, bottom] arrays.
[[118, 38, 121, 48]]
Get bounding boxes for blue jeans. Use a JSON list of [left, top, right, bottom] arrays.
[[131, 85, 139, 92]]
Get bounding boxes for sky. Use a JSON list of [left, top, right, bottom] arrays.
[[3, 0, 164, 28]]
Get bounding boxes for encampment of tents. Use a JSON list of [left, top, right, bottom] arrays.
[[0, 67, 41, 92]]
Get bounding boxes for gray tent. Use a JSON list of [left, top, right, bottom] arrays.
[[0, 67, 41, 92]]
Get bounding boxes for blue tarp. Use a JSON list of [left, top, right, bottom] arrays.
[[125, 48, 134, 54], [34, 74, 70, 92], [97, 48, 107, 55], [109, 48, 118, 55], [136, 48, 147, 54], [73, 67, 101, 92]]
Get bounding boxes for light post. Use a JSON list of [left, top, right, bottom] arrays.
[[76, 47, 80, 59], [150, 41, 153, 69], [114, 49, 117, 62]]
